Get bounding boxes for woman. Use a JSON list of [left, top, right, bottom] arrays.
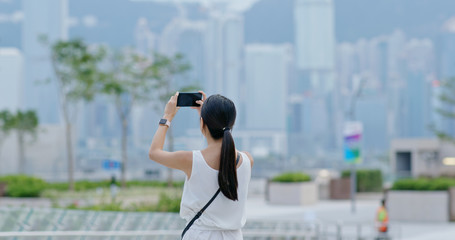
[[149, 91, 254, 240]]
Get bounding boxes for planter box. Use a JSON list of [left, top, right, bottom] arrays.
[[450, 187, 455, 221], [388, 190, 449, 222], [268, 182, 318, 205], [330, 178, 351, 199]]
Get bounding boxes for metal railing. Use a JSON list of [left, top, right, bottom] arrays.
[[0, 207, 400, 240]]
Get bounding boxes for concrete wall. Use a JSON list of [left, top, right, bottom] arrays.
[[330, 178, 350, 199], [450, 187, 455, 221], [268, 182, 318, 205], [388, 190, 449, 222], [390, 139, 455, 178]]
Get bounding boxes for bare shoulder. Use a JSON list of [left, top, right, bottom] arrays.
[[175, 150, 194, 165], [241, 151, 254, 167]]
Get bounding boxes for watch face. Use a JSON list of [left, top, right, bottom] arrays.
[[159, 119, 167, 125]]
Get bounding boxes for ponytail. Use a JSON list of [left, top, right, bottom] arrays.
[[200, 94, 238, 201], [218, 129, 238, 201]]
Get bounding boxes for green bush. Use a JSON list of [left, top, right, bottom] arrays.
[[391, 178, 455, 191], [65, 193, 181, 212], [46, 180, 185, 191], [149, 192, 181, 212], [342, 169, 383, 192], [0, 175, 46, 197], [271, 172, 311, 183], [126, 180, 184, 188]]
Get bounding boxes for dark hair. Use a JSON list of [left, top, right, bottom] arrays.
[[201, 94, 238, 201]]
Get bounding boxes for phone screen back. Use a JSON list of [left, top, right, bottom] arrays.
[[177, 93, 202, 107]]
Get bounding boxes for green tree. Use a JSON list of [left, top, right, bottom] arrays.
[[9, 111, 39, 174], [47, 38, 105, 191], [150, 53, 195, 187], [432, 78, 455, 143], [0, 110, 14, 166], [100, 50, 192, 188], [101, 50, 158, 188]]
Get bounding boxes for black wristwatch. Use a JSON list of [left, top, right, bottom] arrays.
[[159, 118, 171, 127]]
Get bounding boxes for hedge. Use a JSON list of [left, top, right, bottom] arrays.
[[342, 169, 383, 192], [391, 178, 455, 191], [47, 180, 184, 191], [0, 175, 185, 198], [67, 193, 181, 212], [271, 172, 311, 183], [0, 175, 46, 197]]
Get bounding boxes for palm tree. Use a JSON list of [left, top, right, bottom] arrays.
[[10, 110, 39, 174], [0, 110, 14, 167]]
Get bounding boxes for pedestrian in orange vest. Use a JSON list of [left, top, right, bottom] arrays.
[[376, 199, 389, 239]]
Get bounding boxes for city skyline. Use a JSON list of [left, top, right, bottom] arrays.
[[0, 0, 454, 180]]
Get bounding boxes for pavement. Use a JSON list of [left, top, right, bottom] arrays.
[[245, 195, 455, 239], [1, 178, 454, 239], [246, 179, 455, 240]]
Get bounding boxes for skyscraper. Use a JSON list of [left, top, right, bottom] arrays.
[[135, 18, 157, 57], [22, 0, 68, 124], [294, 0, 335, 92], [436, 31, 455, 138], [206, 12, 244, 108], [160, 17, 208, 136], [243, 44, 293, 157], [0, 48, 23, 112], [293, 0, 338, 153]]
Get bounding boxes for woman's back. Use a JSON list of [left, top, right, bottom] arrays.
[[148, 92, 254, 240], [180, 150, 252, 231]]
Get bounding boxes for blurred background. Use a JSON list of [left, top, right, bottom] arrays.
[[1, 0, 455, 182], [1, 0, 455, 239]]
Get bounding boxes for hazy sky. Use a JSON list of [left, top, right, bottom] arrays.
[[1, 0, 455, 48]]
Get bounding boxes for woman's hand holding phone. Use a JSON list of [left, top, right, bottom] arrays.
[[191, 90, 206, 116], [163, 92, 180, 121]]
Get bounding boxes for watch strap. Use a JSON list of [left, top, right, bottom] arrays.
[[159, 119, 171, 127]]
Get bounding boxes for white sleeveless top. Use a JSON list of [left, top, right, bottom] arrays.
[[180, 150, 252, 230]]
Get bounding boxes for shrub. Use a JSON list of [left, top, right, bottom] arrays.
[[0, 175, 46, 197], [46, 180, 185, 191], [65, 192, 181, 212], [271, 172, 311, 183], [150, 193, 181, 212], [342, 169, 383, 192], [126, 180, 184, 188], [391, 178, 455, 191]]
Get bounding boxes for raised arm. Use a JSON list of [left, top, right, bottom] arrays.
[[148, 92, 192, 177]]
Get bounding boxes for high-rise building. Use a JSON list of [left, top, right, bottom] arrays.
[[22, 0, 68, 124], [293, 0, 339, 155], [206, 12, 244, 108], [243, 44, 293, 157], [336, 42, 357, 91], [159, 18, 208, 137], [0, 48, 23, 112], [356, 95, 388, 152], [294, 0, 335, 92], [135, 18, 157, 57], [388, 38, 435, 139], [435, 31, 455, 138]]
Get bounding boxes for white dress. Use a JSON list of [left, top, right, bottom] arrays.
[[180, 150, 252, 240]]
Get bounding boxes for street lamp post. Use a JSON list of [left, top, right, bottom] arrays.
[[347, 79, 366, 214]]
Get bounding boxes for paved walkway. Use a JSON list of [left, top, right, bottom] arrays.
[[1, 180, 454, 240], [246, 195, 455, 240]]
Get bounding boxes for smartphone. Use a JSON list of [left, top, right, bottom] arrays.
[[177, 92, 202, 107]]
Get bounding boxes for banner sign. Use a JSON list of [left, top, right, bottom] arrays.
[[102, 159, 121, 170], [343, 121, 363, 164]]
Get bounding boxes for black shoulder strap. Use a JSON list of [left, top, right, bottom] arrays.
[[181, 153, 241, 239]]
